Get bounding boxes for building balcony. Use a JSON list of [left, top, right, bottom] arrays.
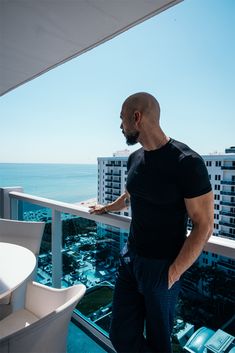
[[221, 191, 235, 196], [221, 181, 235, 185], [220, 201, 235, 207], [105, 196, 113, 202], [112, 177, 121, 182], [105, 178, 112, 182], [112, 186, 121, 190], [220, 211, 235, 217], [105, 172, 113, 176], [219, 221, 235, 229], [221, 166, 235, 170], [219, 231, 235, 239], [1, 186, 235, 353], [217, 260, 235, 272]]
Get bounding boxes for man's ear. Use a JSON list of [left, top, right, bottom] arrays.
[[133, 111, 142, 126]]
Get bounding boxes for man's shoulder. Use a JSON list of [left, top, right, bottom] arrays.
[[170, 138, 201, 161], [128, 147, 144, 160], [170, 139, 207, 179], [127, 147, 143, 170]]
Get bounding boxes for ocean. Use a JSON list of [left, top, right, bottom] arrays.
[[0, 163, 98, 203]]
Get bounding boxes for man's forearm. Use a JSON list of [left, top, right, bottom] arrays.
[[105, 192, 129, 212], [89, 192, 129, 215], [169, 223, 213, 287]]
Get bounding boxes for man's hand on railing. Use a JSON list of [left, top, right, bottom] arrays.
[[89, 204, 109, 215]]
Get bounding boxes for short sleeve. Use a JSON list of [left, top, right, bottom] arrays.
[[179, 154, 212, 198]]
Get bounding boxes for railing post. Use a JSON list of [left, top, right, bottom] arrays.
[[10, 198, 19, 220], [52, 209, 62, 288], [0, 187, 23, 219]]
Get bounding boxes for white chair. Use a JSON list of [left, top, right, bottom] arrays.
[[0, 218, 45, 255], [0, 218, 45, 316], [0, 281, 86, 353]]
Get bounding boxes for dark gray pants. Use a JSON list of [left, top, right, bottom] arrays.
[[109, 247, 181, 353]]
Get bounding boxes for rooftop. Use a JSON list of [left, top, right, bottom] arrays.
[[184, 327, 235, 353]]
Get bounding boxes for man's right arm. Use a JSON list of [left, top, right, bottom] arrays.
[[89, 191, 130, 215]]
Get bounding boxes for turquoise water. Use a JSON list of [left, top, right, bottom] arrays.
[[0, 163, 97, 203]]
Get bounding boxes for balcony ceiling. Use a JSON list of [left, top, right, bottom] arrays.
[[0, 0, 182, 96]]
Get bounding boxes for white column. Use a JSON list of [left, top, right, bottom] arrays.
[[52, 210, 62, 288], [0, 187, 23, 219]]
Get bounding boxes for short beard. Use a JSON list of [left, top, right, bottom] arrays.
[[125, 130, 139, 145]]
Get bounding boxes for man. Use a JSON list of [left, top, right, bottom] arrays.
[[90, 92, 214, 352]]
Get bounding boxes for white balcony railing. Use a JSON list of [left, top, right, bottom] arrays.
[[0, 186, 234, 288], [1, 186, 235, 351]]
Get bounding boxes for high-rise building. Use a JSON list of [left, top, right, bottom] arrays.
[[97, 150, 131, 260], [203, 147, 235, 240], [97, 150, 131, 217], [199, 147, 235, 276]]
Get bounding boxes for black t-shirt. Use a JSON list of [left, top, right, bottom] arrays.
[[126, 138, 212, 260]]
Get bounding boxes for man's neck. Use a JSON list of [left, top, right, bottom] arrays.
[[140, 131, 169, 151]]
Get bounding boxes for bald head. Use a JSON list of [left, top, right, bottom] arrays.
[[122, 92, 160, 123]]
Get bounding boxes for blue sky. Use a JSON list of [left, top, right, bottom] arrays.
[[1, 0, 235, 164]]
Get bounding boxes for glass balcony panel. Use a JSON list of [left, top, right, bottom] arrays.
[[22, 201, 53, 286], [67, 321, 107, 353], [174, 252, 235, 351], [64, 220, 128, 335]]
